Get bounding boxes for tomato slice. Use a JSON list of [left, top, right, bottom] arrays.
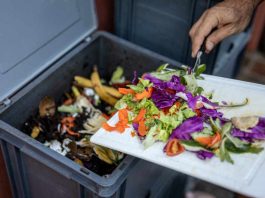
[[165, 139, 185, 156]]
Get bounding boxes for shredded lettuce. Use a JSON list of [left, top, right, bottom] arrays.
[[114, 94, 134, 110], [127, 78, 152, 93], [110, 66, 125, 84], [183, 74, 198, 94], [156, 129, 170, 142], [182, 108, 196, 119], [143, 126, 158, 149], [159, 112, 183, 130]]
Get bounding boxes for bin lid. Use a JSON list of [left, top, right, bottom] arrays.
[[0, 0, 97, 103]]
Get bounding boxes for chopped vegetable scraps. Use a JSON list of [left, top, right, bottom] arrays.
[[135, 87, 153, 100], [133, 108, 146, 123], [105, 64, 264, 164], [118, 88, 135, 95], [165, 139, 185, 156], [102, 109, 129, 133]]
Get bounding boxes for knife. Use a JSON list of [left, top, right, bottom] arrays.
[[192, 43, 205, 72], [192, 26, 217, 72]]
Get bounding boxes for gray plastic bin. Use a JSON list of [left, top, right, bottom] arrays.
[[115, 0, 251, 78], [0, 31, 182, 198]]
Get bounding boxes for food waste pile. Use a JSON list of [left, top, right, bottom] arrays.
[[22, 66, 127, 176], [104, 64, 265, 164]]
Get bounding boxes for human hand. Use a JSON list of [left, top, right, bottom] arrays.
[[189, 0, 261, 57]]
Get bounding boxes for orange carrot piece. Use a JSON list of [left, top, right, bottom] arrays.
[[131, 131, 136, 137], [63, 98, 73, 105], [102, 122, 117, 131], [133, 108, 146, 123], [195, 132, 222, 148], [102, 109, 129, 133], [195, 136, 212, 146], [165, 139, 185, 156], [208, 132, 221, 148], [135, 87, 153, 100], [101, 108, 135, 134], [138, 120, 147, 136], [118, 88, 135, 95], [118, 109, 129, 124], [65, 122, 74, 128], [116, 124, 126, 133], [64, 126, 80, 137], [175, 101, 181, 109]]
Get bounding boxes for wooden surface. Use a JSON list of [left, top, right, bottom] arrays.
[[247, 2, 265, 51], [95, 0, 114, 32]]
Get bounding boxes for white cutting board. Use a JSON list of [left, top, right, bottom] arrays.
[[91, 75, 265, 198]]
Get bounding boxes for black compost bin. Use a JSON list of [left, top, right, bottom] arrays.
[[0, 31, 183, 198]]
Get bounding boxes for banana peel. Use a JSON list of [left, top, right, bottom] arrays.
[[72, 86, 81, 98], [75, 76, 121, 98], [93, 146, 113, 164], [74, 76, 93, 87], [105, 148, 117, 161], [91, 66, 118, 106], [93, 145, 122, 165], [103, 86, 122, 98], [75, 75, 122, 99]]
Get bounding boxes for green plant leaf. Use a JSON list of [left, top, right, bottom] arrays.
[[195, 64, 206, 77]]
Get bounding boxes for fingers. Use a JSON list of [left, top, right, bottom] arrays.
[[190, 10, 219, 57], [205, 24, 236, 53], [189, 12, 206, 39]]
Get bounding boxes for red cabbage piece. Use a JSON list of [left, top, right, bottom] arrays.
[[143, 74, 164, 86], [132, 122, 145, 140], [201, 96, 219, 108], [151, 88, 178, 109], [232, 117, 265, 142], [144, 74, 185, 92], [132, 123, 139, 132], [194, 150, 214, 160], [144, 74, 186, 109], [186, 92, 218, 110], [200, 108, 223, 119], [132, 71, 138, 85], [170, 116, 204, 140], [186, 92, 199, 110], [166, 75, 186, 92]]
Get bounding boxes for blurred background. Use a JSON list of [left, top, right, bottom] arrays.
[[95, 0, 265, 83], [0, 1, 264, 197]]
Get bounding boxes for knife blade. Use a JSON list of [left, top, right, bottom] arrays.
[[192, 43, 205, 72]]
